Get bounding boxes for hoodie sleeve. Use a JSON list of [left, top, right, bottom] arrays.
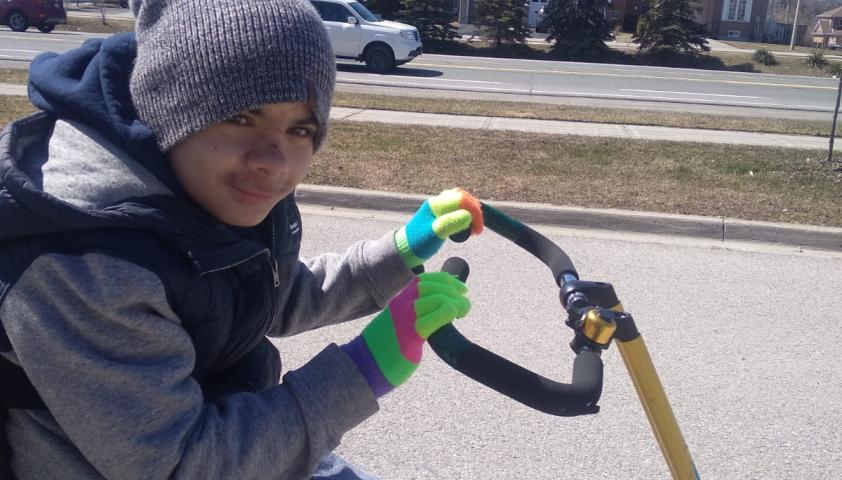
[[271, 229, 416, 337], [1, 252, 378, 480]]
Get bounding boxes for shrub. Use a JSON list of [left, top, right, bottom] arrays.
[[806, 49, 828, 69], [752, 48, 777, 66], [827, 61, 842, 77]]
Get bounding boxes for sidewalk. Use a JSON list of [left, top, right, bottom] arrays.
[[1, 83, 829, 149]]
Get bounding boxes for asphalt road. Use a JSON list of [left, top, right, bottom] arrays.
[[336, 54, 839, 114], [2, 26, 838, 118], [0, 28, 108, 62], [275, 204, 842, 480]]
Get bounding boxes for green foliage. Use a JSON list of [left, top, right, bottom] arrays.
[[474, 0, 531, 49], [396, 0, 458, 42], [544, 0, 612, 60], [364, 0, 403, 18], [752, 48, 778, 66], [806, 49, 828, 69], [634, 0, 709, 54]]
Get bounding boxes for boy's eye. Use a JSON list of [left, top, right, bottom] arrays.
[[225, 114, 251, 127], [291, 127, 316, 138]]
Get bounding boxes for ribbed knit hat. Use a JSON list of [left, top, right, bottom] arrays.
[[129, 0, 335, 152]]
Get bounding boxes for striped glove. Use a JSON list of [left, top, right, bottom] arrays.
[[341, 272, 471, 397], [394, 188, 484, 269]]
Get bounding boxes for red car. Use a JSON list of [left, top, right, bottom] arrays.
[[1, 0, 67, 33]]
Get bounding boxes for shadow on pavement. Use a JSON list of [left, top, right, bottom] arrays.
[[336, 63, 443, 77]]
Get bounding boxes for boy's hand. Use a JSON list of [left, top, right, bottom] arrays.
[[394, 188, 484, 269], [341, 272, 471, 397]]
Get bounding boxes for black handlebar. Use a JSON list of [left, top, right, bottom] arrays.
[[428, 203, 604, 417]]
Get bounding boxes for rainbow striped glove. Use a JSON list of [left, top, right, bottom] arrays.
[[341, 272, 471, 398], [395, 188, 484, 269]]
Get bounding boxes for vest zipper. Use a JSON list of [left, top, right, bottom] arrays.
[[267, 214, 281, 333]]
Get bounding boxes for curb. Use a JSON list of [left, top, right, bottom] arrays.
[[295, 184, 842, 252]]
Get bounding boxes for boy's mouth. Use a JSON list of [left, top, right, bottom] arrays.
[[229, 182, 277, 204]]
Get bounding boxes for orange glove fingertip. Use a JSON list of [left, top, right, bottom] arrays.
[[455, 187, 484, 235]]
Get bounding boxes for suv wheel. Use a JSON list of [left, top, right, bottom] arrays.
[[365, 44, 395, 74], [7, 11, 29, 32], [37, 23, 55, 33]]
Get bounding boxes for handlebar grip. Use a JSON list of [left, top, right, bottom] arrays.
[[428, 324, 602, 416], [430, 257, 602, 417], [440, 256, 469, 282], [449, 229, 471, 243], [480, 203, 579, 286]]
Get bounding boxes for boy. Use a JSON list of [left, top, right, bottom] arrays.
[[0, 0, 482, 478]]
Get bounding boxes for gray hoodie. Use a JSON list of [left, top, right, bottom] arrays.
[[0, 114, 414, 479]]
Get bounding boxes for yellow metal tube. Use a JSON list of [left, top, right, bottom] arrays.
[[616, 336, 700, 480]]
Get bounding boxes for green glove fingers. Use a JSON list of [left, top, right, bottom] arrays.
[[413, 295, 471, 339], [431, 210, 474, 240], [341, 272, 471, 397]]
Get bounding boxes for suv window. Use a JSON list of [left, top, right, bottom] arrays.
[[311, 1, 353, 22]]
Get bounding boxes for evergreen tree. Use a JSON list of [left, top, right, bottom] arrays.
[[363, 0, 403, 19], [396, 0, 458, 42], [544, 0, 612, 60], [474, 0, 531, 49], [634, 0, 709, 54]]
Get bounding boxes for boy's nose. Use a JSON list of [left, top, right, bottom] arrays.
[[246, 142, 287, 174]]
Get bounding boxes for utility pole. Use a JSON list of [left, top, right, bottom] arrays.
[[828, 73, 842, 161], [789, 0, 801, 50]]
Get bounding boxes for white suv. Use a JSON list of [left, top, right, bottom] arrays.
[[310, 0, 422, 73]]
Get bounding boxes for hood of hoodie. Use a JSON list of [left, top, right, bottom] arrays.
[[0, 33, 273, 273]]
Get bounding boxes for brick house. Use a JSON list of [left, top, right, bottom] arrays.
[[811, 6, 842, 48]]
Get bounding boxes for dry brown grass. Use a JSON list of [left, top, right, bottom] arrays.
[[0, 68, 28, 84], [55, 16, 134, 34], [0, 96, 36, 127], [314, 121, 842, 227]]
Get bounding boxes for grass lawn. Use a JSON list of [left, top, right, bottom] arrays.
[[1, 95, 37, 123], [55, 15, 134, 34], [315, 122, 841, 228], [0, 68, 28, 84], [4, 97, 839, 229]]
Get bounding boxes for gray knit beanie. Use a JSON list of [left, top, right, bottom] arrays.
[[129, 0, 335, 152]]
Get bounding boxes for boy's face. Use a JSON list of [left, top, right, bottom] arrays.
[[168, 102, 318, 227]]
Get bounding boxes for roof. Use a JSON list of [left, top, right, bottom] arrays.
[[817, 6, 842, 18]]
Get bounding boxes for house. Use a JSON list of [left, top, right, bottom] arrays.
[[811, 6, 842, 48], [702, 0, 771, 41]]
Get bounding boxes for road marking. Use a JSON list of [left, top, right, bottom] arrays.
[[407, 62, 837, 91], [0, 32, 98, 44], [621, 89, 768, 99]]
